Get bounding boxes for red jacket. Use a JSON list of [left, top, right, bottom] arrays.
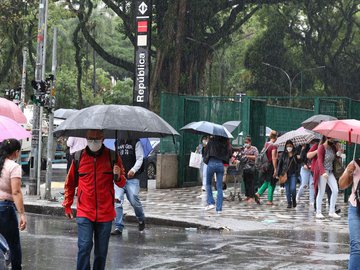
[[63, 146, 126, 222]]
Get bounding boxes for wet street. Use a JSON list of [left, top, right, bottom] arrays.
[[20, 213, 349, 269]]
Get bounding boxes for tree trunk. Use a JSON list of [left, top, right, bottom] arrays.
[[171, 0, 187, 94]]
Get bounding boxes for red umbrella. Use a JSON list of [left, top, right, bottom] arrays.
[[313, 119, 360, 159], [0, 97, 27, 124]]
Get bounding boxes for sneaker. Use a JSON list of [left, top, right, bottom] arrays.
[[335, 208, 341, 214], [329, 213, 341, 219], [110, 228, 122, 236], [205, 204, 215, 211], [316, 213, 325, 219], [216, 211, 222, 214], [138, 221, 145, 232], [201, 187, 206, 192]]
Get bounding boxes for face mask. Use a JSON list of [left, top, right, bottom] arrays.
[[87, 139, 102, 152], [286, 147, 293, 152], [327, 141, 333, 146], [244, 143, 250, 148], [202, 140, 207, 145]]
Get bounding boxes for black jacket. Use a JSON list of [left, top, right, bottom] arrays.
[[203, 137, 232, 165], [277, 153, 301, 177]]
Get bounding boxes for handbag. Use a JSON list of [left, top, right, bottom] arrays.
[[333, 157, 345, 180], [189, 152, 202, 169], [278, 157, 294, 184], [278, 173, 288, 184]]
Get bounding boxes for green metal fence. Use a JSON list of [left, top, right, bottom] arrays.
[[160, 93, 360, 188]]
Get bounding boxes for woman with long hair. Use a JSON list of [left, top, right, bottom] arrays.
[[203, 136, 232, 214], [277, 140, 301, 208], [313, 136, 340, 219], [0, 139, 26, 269]]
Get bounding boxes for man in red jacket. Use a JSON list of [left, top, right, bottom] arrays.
[[63, 129, 126, 270]]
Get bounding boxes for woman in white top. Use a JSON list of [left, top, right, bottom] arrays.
[[339, 159, 360, 270], [0, 139, 26, 269]]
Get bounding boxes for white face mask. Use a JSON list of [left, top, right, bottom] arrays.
[[87, 139, 102, 152], [286, 147, 293, 153], [202, 140, 207, 145], [244, 143, 250, 148]]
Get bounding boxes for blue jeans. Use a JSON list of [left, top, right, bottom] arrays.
[[297, 167, 315, 204], [206, 158, 224, 211], [348, 204, 360, 270], [285, 174, 297, 205], [0, 201, 22, 270], [114, 179, 145, 231], [76, 217, 112, 270]]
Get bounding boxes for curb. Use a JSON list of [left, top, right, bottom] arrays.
[[24, 203, 221, 231]]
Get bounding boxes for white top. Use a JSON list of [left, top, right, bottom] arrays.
[[0, 159, 22, 201]]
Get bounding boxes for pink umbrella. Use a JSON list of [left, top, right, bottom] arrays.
[[0, 115, 31, 142], [0, 97, 27, 124], [313, 119, 360, 144], [313, 119, 360, 159]]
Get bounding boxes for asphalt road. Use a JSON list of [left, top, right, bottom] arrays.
[[18, 213, 349, 269]]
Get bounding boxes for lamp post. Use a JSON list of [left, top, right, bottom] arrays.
[[186, 37, 222, 96], [262, 62, 325, 106]]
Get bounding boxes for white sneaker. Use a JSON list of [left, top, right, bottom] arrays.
[[316, 213, 325, 219], [205, 204, 215, 211], [216, 211, 222, 214], [329, 213, 341, 219]]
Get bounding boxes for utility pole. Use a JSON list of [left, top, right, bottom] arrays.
[[29, 0, 48, 195], [45, 27, 57, 200], [20, 48, 27, 112]]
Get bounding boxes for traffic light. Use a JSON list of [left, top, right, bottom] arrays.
[[31, 75, 55, 108], [4, 87, 21, 102]]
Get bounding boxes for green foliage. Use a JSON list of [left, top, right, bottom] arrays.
[[103, 78, 133, 105]]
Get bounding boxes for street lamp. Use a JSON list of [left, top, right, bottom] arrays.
[[186, 37, 223, 96], [262, 62, 325, 106]]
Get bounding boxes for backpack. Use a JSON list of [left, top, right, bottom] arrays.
[[73, 148, 116, 186], [255, 143, 272, 173]]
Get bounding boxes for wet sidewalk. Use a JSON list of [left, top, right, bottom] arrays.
[[22, 165, 350, 233]]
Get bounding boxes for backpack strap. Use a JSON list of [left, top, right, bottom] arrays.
[[73, 149, 84, 187]]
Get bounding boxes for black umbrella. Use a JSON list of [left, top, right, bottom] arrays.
[[53, 105, 179, 139], [222, 120, 241, 134], [301, 114, 338, 130], [180, 121, 233, 138], [54, 108, 79, 119]]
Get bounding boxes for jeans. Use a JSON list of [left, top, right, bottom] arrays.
[[348, 204, 360, 270], [76, 217, 112, 270], [285, 174, 297, 205], [316, 171, 338, 215], [297, 167, 314, 204], [0, 201, 22, 270], [206, 158, 224, 211], [114, 179, 145, 231]]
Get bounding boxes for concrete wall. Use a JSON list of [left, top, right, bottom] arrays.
[[156, 154, 178, 189]]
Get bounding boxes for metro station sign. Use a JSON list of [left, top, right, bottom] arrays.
[[133, 0, 152, 108]]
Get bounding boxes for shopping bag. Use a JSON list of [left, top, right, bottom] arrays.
[[189, 152, 202, 168]]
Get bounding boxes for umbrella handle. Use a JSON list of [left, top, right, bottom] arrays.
[[113, 131, 119, 182]]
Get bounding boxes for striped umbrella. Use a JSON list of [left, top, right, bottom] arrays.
[[274, 127, 315, 147]]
